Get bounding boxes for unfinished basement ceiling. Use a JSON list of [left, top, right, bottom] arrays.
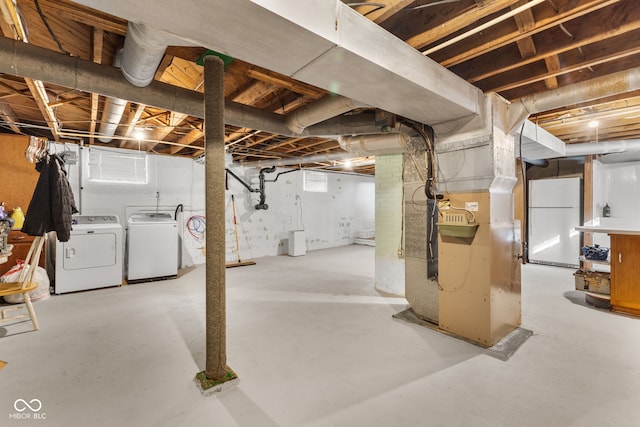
[[0, 0, 639, 175]]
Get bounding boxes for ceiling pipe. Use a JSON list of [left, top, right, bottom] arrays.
[[121, 22, 184, 87], [522, 138, 640, 160], [0, 37, 395, 141], [338, 133, 407, 155], [98, 49, 127, 142], [0, 37, 294, 135], [236, 132, 410, 169], [70, 0, 483, 127], [304, 112, 393, 136], [97, 97, 128, 142], [509, 70, 640, 162], [286, 95, 368, 134], [520, 68, 640, 115], [98, 22, 197, 142], [236, 151, 367, 169], [565, 139, 640, 157], [599, 151, 640, 164], [524, 158, 550, 168], [508, 68, 640, 133]]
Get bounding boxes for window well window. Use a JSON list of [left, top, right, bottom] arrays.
[[303, 171, 327, 193], [88, 148, 148, 184]]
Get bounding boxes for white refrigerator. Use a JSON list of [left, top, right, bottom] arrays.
[[528, 177, 581, 267]]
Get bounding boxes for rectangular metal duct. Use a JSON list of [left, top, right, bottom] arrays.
[[71, 0, 484, 127]]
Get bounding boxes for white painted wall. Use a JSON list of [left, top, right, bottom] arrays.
[[55, 144, 374, 268], [590, 159, 640, 271], [374, 154, 405, 296], [225, 164, 375, 261], [593, 160, 640, 227]]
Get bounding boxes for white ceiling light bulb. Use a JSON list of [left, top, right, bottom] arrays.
[[133, 129, 145, 140], [344, 159, 352, 169], [588, 120, 599, 128]]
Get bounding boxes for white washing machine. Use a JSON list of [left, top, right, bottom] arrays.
[[127, 213, 178, 282], [54, 215, 123, 294]]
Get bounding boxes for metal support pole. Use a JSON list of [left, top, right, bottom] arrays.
[[195, 55, 237, 392]]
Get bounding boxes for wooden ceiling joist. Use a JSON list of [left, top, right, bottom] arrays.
[[459, 2, 640, 84], [88, 27, 104, 144], [487, 44, 640, 93], [435, 0, 622, 68], [246, 68, 326, 98], [405, 0, 524, 50], [0, 99, 22, 133], [169, 127, 203, 155], [0, 0, 637, 175], [36, 0, 128, 35]]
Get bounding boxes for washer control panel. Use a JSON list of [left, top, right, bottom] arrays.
[[73, 215, 120, 225]]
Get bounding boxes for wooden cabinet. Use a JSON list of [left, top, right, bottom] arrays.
[[610, 234, 640, 316], [0, 231, 45, 276]]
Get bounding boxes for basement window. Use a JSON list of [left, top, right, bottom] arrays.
[[303, 171, 327, 193], [88, 148, 148, 185]]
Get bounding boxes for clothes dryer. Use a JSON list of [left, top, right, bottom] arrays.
[[54, 215, 123, 293]]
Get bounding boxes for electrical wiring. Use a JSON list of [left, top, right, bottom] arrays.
[[186, 215, 206, 241], [398, 120, 440, 268], [410, 184, 428, 212], [401, 121, 439, 199], [519, 120, 528, 263], [34, 0, 70, 55]]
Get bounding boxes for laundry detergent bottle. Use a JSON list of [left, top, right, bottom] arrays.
[[11, 207, 25, 229]]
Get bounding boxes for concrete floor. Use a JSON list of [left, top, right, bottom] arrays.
[[1, 245, 639, 427]]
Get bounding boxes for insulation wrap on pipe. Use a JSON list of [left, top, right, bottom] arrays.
[[338, 133, 407, 155]]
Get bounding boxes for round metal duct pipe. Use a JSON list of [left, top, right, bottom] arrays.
[[121, 22, 173, 87], [338, 133, 407, 155], [99, 23, 197, 141], [519, 68, 640, 116], [98, 49, 126, 142], [565, 139, 640, 157], [286, 95, 367, 134], [236, 151, 363, 169], [98, 97, 128, 142]]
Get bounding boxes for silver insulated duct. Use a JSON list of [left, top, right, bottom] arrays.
[[286, 95, 367, 134], [99, 22, 192, 142], [121, 22, 176, 87], [565, 139, 640, 157], [98, 49, 127, 142], [338, 133, 407, 155]]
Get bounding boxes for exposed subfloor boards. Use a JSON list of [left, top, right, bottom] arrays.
[[1, 245, 639, 426]]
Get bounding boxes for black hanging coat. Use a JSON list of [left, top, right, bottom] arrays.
[[22, 153, 78, 242]]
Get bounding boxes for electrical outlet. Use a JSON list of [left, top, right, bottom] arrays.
[[60, 151, 77, 165]]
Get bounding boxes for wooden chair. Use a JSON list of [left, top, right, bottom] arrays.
[[0, 235, 45, 331]]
